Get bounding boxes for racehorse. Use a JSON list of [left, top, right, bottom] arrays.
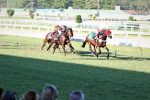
[[81, 29, 112, 59], [41, 32, 53, 51], [44, 28, 74, 56]]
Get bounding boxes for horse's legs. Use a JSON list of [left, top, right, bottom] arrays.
[[57, 45, 62, 53], [61, 44, 66, 56], [47, 42, 53, 51], [41, 39, 47, 50], [68, 41, 74, 53], [97, 46, 102, 55], [61, 40, 66, 56], [88, 42, 95, 56], [105, 46, 109, 59], [70, 45, 75, 53], [99, 47, 101, 54], [93, 45, 98, 58], [53, 44, 57, 54]]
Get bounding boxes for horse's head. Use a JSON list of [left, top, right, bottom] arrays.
[[66, 28, 73, 37], [104, 29, 112, 39]]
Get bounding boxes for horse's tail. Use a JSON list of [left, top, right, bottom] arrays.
[[45, 32, 51, 39], [81, 36, 88, 48], [81, 41, 86, 48]]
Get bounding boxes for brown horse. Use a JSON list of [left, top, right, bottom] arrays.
[[81, 29, 112, 59], [41, 32, 54, 51], [45, 28, 74, 56]]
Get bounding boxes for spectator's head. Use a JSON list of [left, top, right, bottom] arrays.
[[0, 88, 3, 100], [42, 84, 58, 100], [23, 90, 39, 100], [70, 90, 84, 100], [2, 91, 16, 100]]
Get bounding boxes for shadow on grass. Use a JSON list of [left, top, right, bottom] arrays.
[[0, 54, 150, 100], [114, 55, 150, 60], [76, 50, 150, 61]]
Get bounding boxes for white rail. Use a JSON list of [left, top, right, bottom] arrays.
[[0, 19, 150, 48]]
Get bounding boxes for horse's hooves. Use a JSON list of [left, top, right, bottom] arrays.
[[73, 51, 77, 54], [96, 55, 99, 58]]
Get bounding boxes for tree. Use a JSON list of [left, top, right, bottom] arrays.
[[84, 0, 97, 9], [102, 0, 112, 10], [16, 0, 29, 8], [65, 0, 73, 8], [111, 0, 118, 9], [24, 0, 37, 11], [142, 0, 150, 13], [53, 0, 67, 8], [117, 0, 129, 10], [73, 0, 85, 9], [11, 0, 150, 13], [37, 0, 54, 8]]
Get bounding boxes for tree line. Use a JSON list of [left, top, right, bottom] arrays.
[[0, 0, 150, 12]]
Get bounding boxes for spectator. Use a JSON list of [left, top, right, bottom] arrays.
[[2, 91, 16, 100], [0, 88, 3, 100], [70, 90, 84, 100], [23, 90, 39, 100], [42, 84, 58, 100]]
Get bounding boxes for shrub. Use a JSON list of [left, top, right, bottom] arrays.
[[128, 16, 134, 21], [75, 15, 82, 23], [92, 15, 96, 20], [29, 10, 34, 19], [7, 9, 14, 17]]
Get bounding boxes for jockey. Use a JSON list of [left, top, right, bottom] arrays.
[[50, 25, 62, 40], [95, 27, 107, 47], [61, 25, 67, 32], [55, 25, 67, 40], [96, 28, 103, 39], [87, 31, 100, 48], [88, 31, 96, 40], [47, 25, 59, 39], [51, 25, 60, 35], [88, 28, 103, 41], [95, 28, 103, 47]]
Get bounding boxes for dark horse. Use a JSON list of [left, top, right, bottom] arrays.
[[41, 28, 74, 56], [81, 29, 112, 59]]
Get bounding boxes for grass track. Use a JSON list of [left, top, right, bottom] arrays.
[[0, 35, 150, 100]]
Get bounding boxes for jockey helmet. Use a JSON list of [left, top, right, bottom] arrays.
[[55, 25, 60, 28], [52, 25, 60, 31], [97, 28, 103, 32]]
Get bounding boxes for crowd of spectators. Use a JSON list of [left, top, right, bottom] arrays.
[[0, 85, 84, 100]]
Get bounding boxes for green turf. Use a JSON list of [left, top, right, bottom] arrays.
[[0, 35, 150, 100]]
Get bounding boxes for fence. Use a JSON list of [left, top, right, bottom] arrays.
[[0, 19, 150, 48]]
